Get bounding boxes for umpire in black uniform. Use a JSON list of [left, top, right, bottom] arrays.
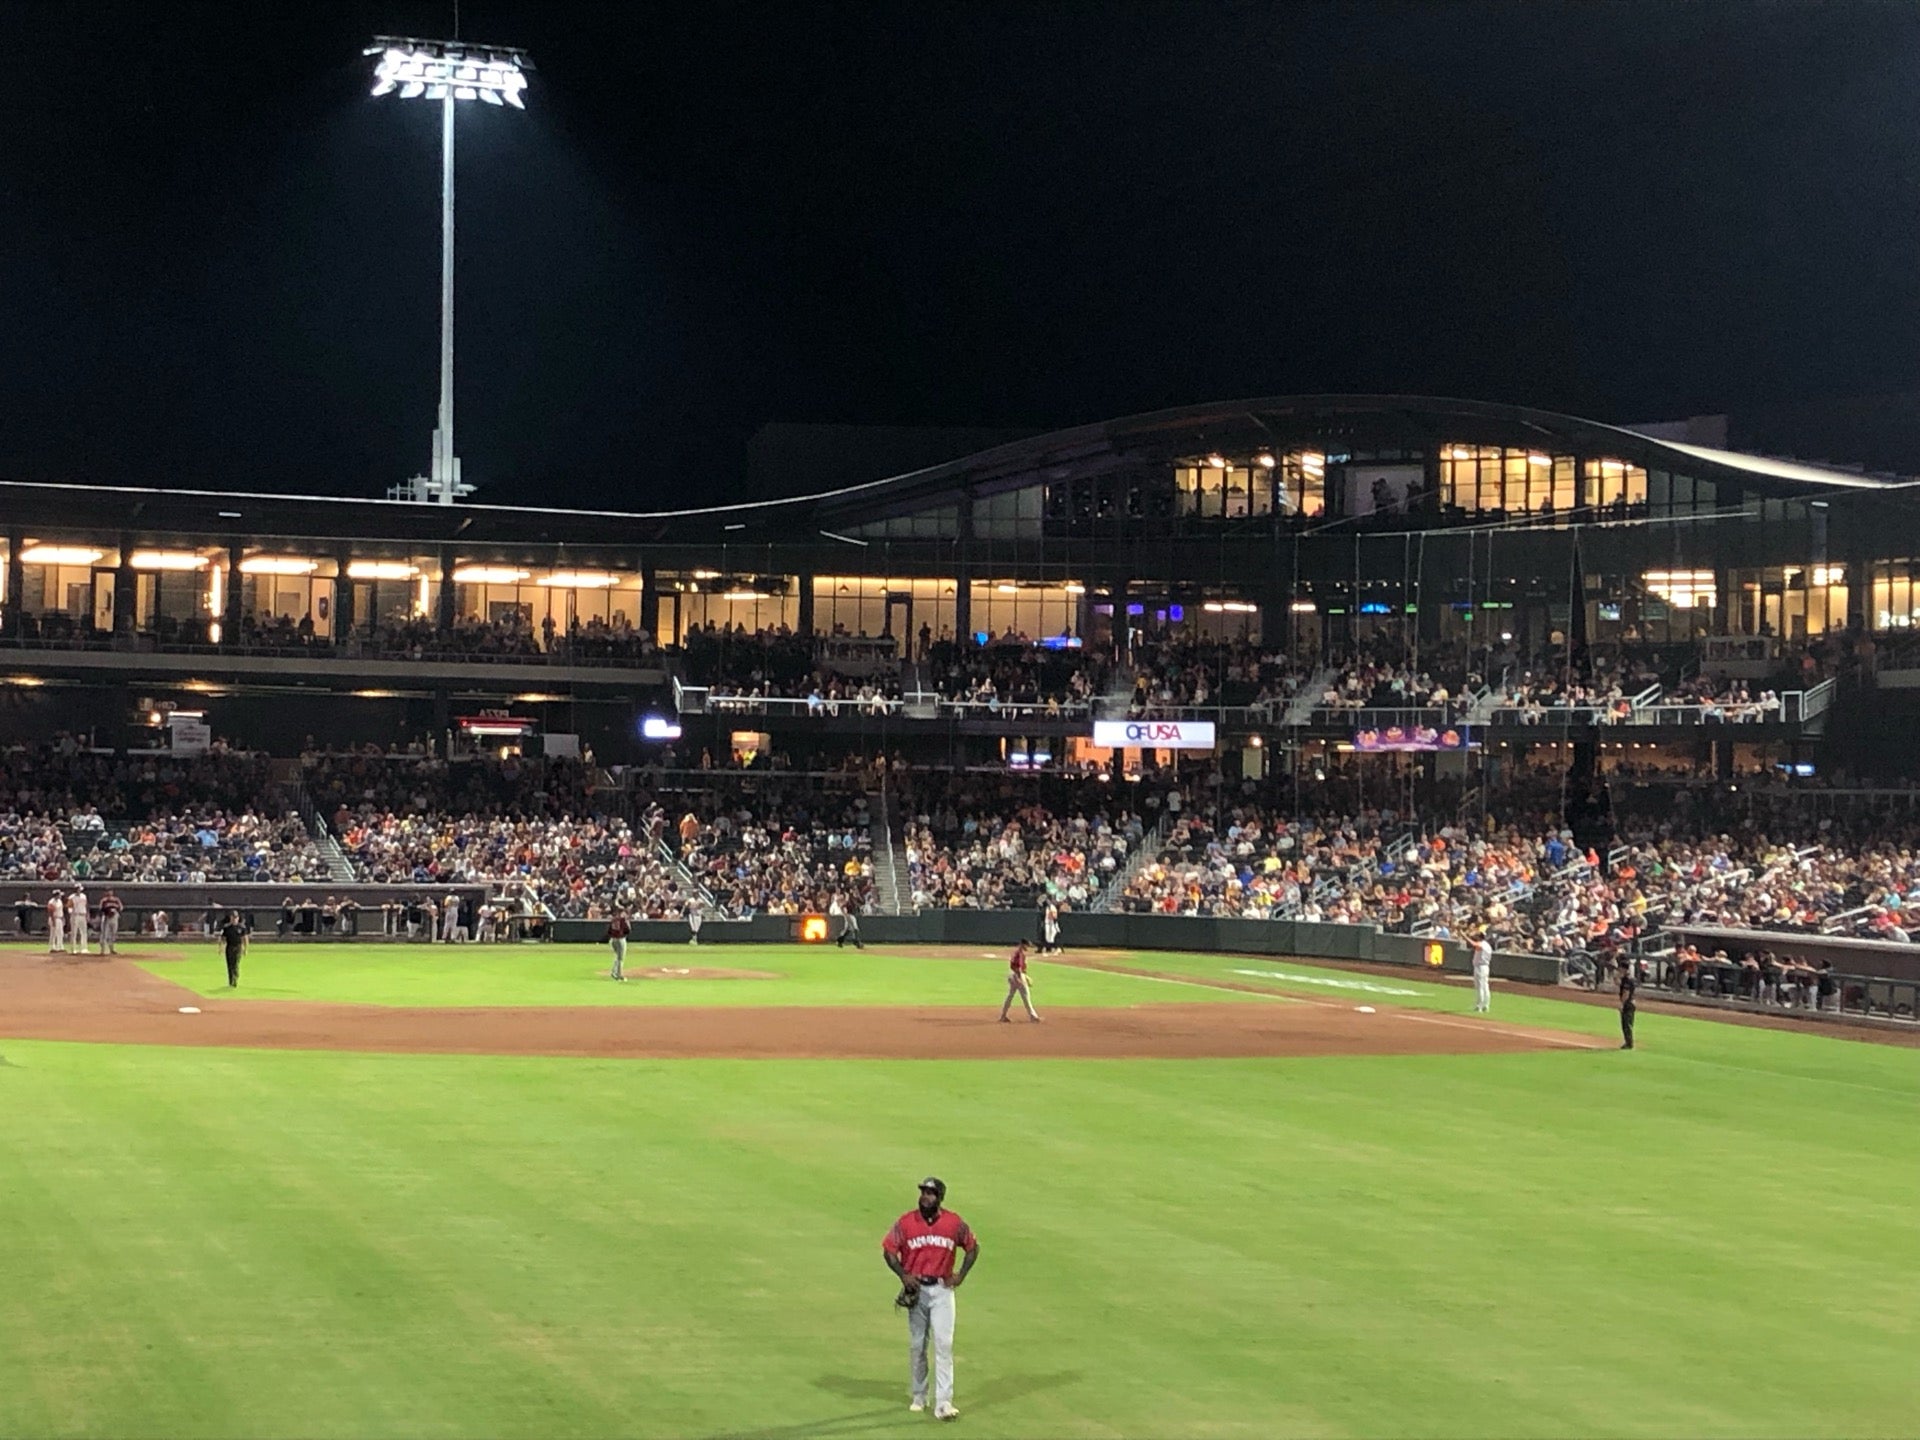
[[1618, 963, 1638, 1050], [220, 911, 249, 989]]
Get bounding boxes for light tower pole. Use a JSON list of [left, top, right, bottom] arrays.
[[367, 36, 532, 505]]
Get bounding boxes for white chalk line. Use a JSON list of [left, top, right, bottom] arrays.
[[1230, 968, 1421, 997], [1076, 957, 1603, 1048]]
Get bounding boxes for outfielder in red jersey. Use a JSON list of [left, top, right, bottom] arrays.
[[883, 1177, 979, 1420], [999, 940, 1040, 1023]]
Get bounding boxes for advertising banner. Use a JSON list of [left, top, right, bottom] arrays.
[[1352, 724, 1472, 753], [1092, 719, 1218, 750]]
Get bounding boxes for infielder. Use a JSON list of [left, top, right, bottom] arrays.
[[45, 893, 65, 954], [999, 940, 1040, 1022], [607, 910, 630, 981], [67, 886, 89, 955], [882, 1176, 979, 1421], [1471, 932, 1492, 1013], [98, 890, 124, 954], [687, 908, 703, 946]]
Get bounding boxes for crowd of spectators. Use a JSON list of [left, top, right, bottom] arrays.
[[664, 778, 876, 917], [1125, 638, 1309, 716], [304, 752, 599, 821], [68, 811, 326, 883], [924, 636, 1102, 715], [334, 807, 690, 920], [900, 773, 1153, 910]]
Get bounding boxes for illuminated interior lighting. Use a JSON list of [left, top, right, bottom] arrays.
[[1206, 454, 1228, 469], [129, 551, 210, 571], [453, 565, 532, 584], [1256, 453, 1276, 469], [239, 556, 321, 576], [722, 590, 768, 602], [537, 571, 618, 588], [347, 561, 418, 580], [1065, 583, 1086, 594], [19, 545, 105, 566], [1528, 452, 1553, 467]]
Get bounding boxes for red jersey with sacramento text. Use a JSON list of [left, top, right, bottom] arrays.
[[883, 1208, 978, 1281]]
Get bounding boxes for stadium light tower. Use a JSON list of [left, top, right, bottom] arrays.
[[365, 36, 533, 505]]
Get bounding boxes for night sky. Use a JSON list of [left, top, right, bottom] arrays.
[[5, 1, 1919, 508]]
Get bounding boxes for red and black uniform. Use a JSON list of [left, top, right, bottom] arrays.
[[883, 1208, 978, 1285]]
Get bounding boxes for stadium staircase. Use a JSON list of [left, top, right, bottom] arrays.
[[1093, 670, 1137, 720], [656, 838, 722, 918], [1281, 666, 1336, 728], [1091, 812, 1172, 913], [898, 661, 940, 719], [278, 766, 357, 884], [870, 774, 912, 915]]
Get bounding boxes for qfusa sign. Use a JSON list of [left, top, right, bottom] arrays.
[[1092, 719, 1218, 750]]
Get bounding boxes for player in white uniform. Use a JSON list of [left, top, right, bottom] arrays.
[[67, 887, 89, 955], [45, 894, 66, 953], [1471, 934, 1492, 1013], [1041, 902, 1061, 954]]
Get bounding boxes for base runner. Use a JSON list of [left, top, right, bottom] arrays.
[[883, 1176, 978, 1421], [999, 940, 1040, 1023]]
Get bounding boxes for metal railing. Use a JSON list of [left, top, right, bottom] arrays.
[[0, 629, 665, 670]]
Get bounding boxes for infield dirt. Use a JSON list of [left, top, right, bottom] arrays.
[[0, 948, 1607, 1060]]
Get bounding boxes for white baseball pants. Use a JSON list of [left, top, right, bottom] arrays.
[[906, 1280, 956, 1410], [609, 937, 626, 979], [1001, 975, 1039, 1021], [100, 916, 117, 953], [1474, 969, 1490, 1012]]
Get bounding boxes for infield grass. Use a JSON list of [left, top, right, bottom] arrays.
[[1, 950, 1914, 1439], [136, 942, 1268, 1009]]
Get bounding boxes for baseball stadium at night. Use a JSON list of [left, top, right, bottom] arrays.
[[2, 7, 1915, 1439]]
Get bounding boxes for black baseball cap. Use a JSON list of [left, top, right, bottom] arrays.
[[918, 1176, 946, 1200]]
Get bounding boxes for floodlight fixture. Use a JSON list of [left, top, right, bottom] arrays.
[[367, 38, 530, 108], [365, 35, 534, 506]]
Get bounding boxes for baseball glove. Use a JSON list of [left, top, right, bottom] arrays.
[[894, 1280, 920, 1309]]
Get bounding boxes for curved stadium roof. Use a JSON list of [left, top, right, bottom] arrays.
[[0, 395, 1907, 548]]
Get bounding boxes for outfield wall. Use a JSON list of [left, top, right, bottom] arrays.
[[552, 911, 1565, 987]]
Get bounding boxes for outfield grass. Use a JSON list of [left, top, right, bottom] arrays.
[[3, 951, 1915, 1438], [138, 943, 1268, 1010]]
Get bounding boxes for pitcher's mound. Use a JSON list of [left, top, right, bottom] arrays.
[[631, 966, 781, 981]]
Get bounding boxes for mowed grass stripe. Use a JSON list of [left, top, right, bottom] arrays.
[[0, 1023, 1913, 1438]]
